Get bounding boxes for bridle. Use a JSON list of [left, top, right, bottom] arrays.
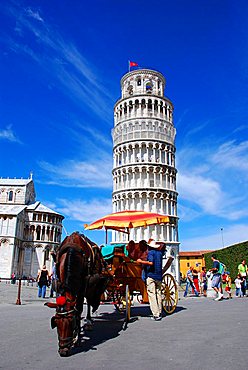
[[55, 307, 79, 350]]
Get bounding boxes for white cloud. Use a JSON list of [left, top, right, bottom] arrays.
[[177, 203, 201, 222], [57, 198, 112, 224], [4, 4, 114, 122], [178, 172, 223, 215], [177, 137, 248, 221], [38, 157, 112, 189], [0, 125, 21, 143], [180, 224, 248, 251], [211, 140, 248, 173], [25, 8, 44, 23], [71, 122, 112, 148]]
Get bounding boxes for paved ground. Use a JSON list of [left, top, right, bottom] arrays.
[[0, 281, 247, 370]]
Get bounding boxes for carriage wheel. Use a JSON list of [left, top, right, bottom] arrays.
[[161, 273, 178, 314], [123, 285, 131, 330], [136, 293, 144, 304], [112, 289, 125, 313]]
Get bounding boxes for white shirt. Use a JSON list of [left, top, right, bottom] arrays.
[[234, 278, 242, 289]]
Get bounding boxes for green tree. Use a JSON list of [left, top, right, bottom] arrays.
[[205, 241, 248, 280]]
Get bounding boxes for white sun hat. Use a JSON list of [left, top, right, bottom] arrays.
[[148, 240, 160, 249]]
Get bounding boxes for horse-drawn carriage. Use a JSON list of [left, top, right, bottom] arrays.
[[46, 211, 178, 356], [100, 242, 178, 329]]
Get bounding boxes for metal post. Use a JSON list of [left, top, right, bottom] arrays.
[[16, 278, 22, 305], [220, 228, 224, 248], [105, 229, 108, 244], [127, 228, 130, 241]]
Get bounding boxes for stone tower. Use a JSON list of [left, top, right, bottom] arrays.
[[111, 68, 179, 279]]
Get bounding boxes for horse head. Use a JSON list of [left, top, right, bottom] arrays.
[[45, 294, 80, 357]]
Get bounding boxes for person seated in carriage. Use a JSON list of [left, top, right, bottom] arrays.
[[125, 239, 149, 303], [127, 239, 148, 261]]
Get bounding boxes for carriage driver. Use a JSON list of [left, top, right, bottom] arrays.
[[137, 240, 164, 321]]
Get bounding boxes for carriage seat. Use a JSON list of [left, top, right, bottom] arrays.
[[100, 243, 127, 261]]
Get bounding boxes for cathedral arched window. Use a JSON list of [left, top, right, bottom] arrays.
[[30, 225, 35, 239], [137, 78, 141, 86], [8, 191, 13, 201], [41, 226, 45, 241], [43, 247, 50, 264], [36, 226, 41, 240]]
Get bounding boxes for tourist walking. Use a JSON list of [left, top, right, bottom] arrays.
[[192, 269, 200, 293], [11, 272, 16, 284], [200, 267, 207, 297], [183, 266, 199, 297], [49, 252, 57, 298], [234, 274, 243, 297], [209, 254, 223, 301], [137, 239, 164, 321], [37, 265, 49, 298], [224, 272, 232, 299], [238, 259, 247, 297]]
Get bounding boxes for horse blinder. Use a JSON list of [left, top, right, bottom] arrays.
[[51, 316, 57, 329]]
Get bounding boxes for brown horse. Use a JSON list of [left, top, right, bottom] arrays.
[[45, 232, 109, 356]]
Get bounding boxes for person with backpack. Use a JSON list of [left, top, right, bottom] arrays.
[[209, 254, 223, 301], [218, 260, 226, 295]]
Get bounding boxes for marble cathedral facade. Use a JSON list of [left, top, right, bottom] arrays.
[[0, 177, 64, 278]]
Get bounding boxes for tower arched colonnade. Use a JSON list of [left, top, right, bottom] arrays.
[[111, 68, 180, 282]]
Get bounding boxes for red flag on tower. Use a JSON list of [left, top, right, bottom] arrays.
[[129, 61, 138, 68]]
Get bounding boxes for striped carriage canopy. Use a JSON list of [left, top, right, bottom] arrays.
[[84, 210, 170, 231]]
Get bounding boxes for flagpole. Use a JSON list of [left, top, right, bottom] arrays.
[[128, 60, 130, 72]]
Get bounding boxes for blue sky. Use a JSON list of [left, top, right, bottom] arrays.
[[1, 0, 248, 250]]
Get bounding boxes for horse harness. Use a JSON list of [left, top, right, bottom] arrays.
[[54, 307, 80, 350]]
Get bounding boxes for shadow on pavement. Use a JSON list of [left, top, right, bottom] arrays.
[[69, 303, 187, 355], [71, 310, 124, 355], [130, 304, 187, 317]]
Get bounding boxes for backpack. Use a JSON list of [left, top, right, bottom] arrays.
[[218, 262, 225, 275]]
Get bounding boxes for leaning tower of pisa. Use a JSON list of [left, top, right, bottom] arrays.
[[111, 68, 179, 280]]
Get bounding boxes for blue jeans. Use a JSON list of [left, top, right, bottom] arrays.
[[184, 280, 199, 297], [236, 287, 243, 297], [241, 279, 246, 296], [38, 285, 46, 298]]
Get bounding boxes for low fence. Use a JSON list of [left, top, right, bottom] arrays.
[[0, 277, 36, 287], [0, 277, 38, 305]]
